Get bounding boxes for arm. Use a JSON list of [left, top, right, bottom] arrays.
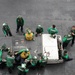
[[22, 18, 24, 25], [55, 28, 58, 34], [2, 28, 7, 36], [62, 37, 67, 43], [0, 49, 2, 62], [47, 28, 51, 34], [41, 27, 44, 33], [16, 49, 26, 54]]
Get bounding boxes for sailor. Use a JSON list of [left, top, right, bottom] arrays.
[[2, 23, 12, 37], [37, 55, 47, 67], [35, 25, 43, 37], [24, 28, 34, 41], [16, 15, 24, 33], [62, 51, 73, 61], [17, 63, 29, 75], [15, 48, 31, 64], [28, 56, 37, 68], [62, 34, 73, 49], [47, 25, 58, 38], [6, 53, 15, 73]]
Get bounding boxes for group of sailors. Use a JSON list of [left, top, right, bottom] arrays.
[[0, 45, 47, 75], [47, 25, 74, 61], [1, 15, 75, 75]]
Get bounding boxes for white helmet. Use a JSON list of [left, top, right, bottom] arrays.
[[21, 63, 26, 68], [34, 56, 37, 59], [3, 23, 7, 26], [18, 15, 22, 18], [38, 25, 41, 27]]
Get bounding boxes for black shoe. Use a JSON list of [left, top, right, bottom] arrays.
[[71, 44, 73, 47], [21, 31, 24, 33]]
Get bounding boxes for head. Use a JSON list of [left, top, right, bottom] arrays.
[[67, 34, 71, 38], [52, 25, 56, 28], [72, 26, 75, 30], [26, 29, 31, 34], [3, 23, 7, 26], [64, 51, 67, 55], [18, 15, 22, 19], [18, 15, 22, 18], [33, 56, 37, 60], [8, 52, 12, 57], [39, 56, 42, 60], [21, 63, 26, 69], [38, 25, 42, 28], [25, 48, 29, 53]]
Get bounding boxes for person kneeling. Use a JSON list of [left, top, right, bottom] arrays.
[[62, 51, 73, 62], [24, 28, 35, 41], [18, 63, 29, 75]]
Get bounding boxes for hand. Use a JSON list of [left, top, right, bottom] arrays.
[[72, 32, 75, 35]]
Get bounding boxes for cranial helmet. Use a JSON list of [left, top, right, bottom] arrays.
[[33, 56, 37, 59], [28, 30, 31, 34], [67, 34, 71, 37], [21, 63, 26, 68], [3, 23, 7, 26], [25, 48, 29, 52], [38, 25, 41, 27], [18, 15, 22, 18]]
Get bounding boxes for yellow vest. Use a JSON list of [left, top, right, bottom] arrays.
[[25, 33, 33, 41], [20, 51, 30, 59]]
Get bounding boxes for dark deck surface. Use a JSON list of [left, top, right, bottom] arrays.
[[0, 0, 75, 75]]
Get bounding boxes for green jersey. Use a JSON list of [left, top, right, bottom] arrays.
[[0, 49, 2, 62], [63, 54, 69, 59], [47, 27, 58, 35], [62, 35, 73, 43], [6, 55, 15, 67]]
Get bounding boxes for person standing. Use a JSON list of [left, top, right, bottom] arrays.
[[16, 15, 24, 33], [2, 23, 12, 37], [35, 25, 43, 37], [6, 53, 15, 74]]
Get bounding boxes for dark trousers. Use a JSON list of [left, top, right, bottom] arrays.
[[63, 42, 69, 49], [8, 67, 13, 74], [0, 62, 6, 69], [17, 25, 23, 32], [6, 30, 12, 36], [71, 35, 75, 46], [35, 32, 42, 37], [15, 55, 25, 64], [18, 71, 26, 75]]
